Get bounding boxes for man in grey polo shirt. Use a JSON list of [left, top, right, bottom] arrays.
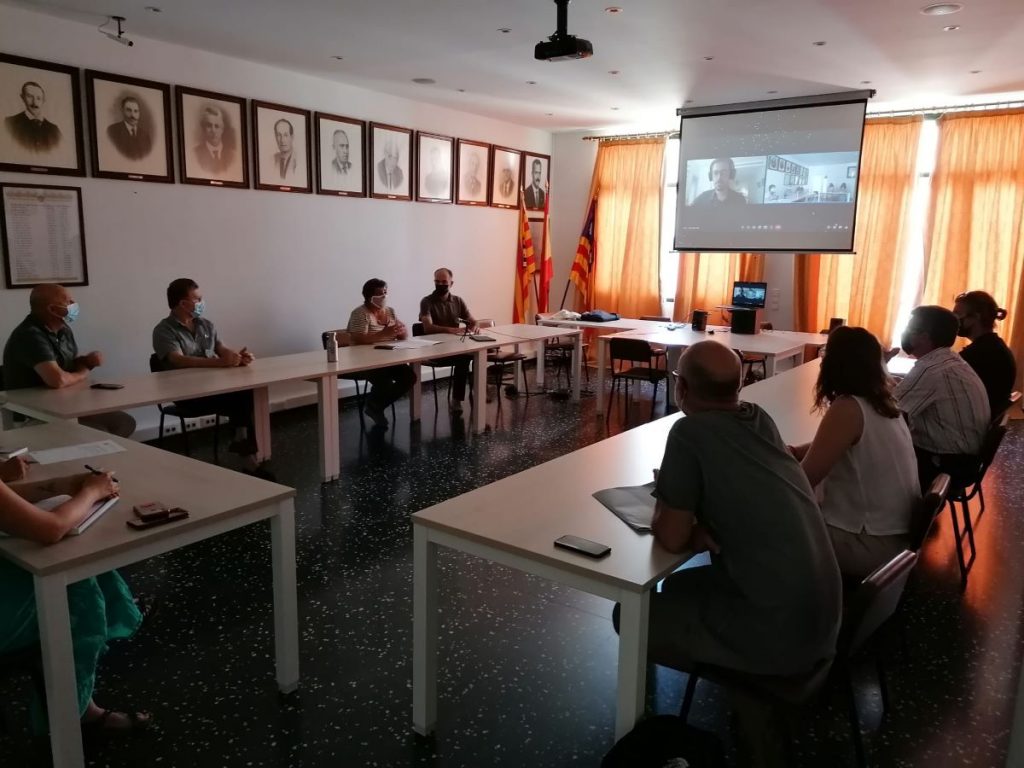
[[616, 342, 841, 682], [152, 278, 269, 477], [2, 284, 135, 437], [418, 267, 478, 412]]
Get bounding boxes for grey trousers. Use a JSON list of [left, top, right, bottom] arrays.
[[826, 524, 911, 580]]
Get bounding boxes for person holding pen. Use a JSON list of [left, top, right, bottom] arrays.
[[152, 278, 271, 479], [0, 455, 151, 735], [346, 278, 416, 430]]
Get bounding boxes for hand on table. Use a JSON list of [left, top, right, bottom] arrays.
[[0, 456, 29, 483], [220, 349, 242, 367], [239, 347, 255, 366], [80, 471, 119, 502], [83, 351, 103, 369]]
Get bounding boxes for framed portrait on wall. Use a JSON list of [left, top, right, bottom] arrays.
[[847, 165, 857, 179], [369, 122, 412, 201], [176, 86, 248, 188], [490, 146, 521, 209], [1, 183, 87, 288], [0, 54, 85, 177], [252, 100, 311, 193], [415, 131, 453, 203], [456, 139, 489, 206], [315, 112, 365, 197], [767, 155, 778, 171], [522, 151, 549, 212], [85, 70, 173, 182]]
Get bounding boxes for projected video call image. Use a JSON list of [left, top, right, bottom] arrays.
[[685, 152, 859, 207]]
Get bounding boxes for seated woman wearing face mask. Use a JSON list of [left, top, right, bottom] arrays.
[[346, 278, 417, 430], [953, 290, 1017, 419]]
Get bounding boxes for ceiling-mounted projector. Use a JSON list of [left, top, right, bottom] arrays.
[[535, 0, 593, 61]]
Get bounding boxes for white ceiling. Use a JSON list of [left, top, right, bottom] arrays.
[[7, 0, 1024, 131]]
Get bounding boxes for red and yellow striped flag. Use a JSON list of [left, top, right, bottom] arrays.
[[569, 196, 597, 309], [537, 182, 553, 313], [512, 197, 536, 323]]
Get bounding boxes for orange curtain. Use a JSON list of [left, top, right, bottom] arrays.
[[921, 110, 1024, 384], [673, 252, 764, 323], [793, 117, 923, 342], [588, 138, 666, 318]]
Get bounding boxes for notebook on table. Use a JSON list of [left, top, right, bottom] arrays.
[[36, 495, 119, 536], [592, 482, 656, 533]]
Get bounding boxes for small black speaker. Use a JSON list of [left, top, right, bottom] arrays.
[[731, 309, 759, 335], [691, 309, 708, 331]]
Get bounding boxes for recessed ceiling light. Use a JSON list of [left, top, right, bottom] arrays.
[[331, 55, 344, 60], [970, 69, 982, 74], [703, 56, 714, 61], [943, 24, 960, 31], [685, 99, 694, 104], [411, 77, 436, 85], [611, 106, 620, 110], [860, 80, 872, 84], [812, 41, 827, 46], [144, 5, 161, 11], [605, 6, 623, 13], [545, 112, 554, 116], [767, 90, 778, 94], [526, 80, 537, 85], [920, 3, 963, 15], [457, 88, 466, 92], [608, 70, 620, 75], [497, 27, 511, 33]]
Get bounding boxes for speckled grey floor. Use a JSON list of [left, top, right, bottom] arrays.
[[1, 377, 1022, 767]]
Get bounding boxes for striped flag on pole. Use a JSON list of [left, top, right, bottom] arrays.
[[512, 196, 536, 323], [569, 196, 597, 308]]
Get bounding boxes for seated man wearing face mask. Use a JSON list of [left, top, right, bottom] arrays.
[[152, 278, 271, 478], [2, 284, 136, 437], [347, 278, 416, 429], [419, 267, 478, 413]]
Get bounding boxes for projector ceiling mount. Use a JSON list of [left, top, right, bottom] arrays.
[[535, 0, 593, 62]]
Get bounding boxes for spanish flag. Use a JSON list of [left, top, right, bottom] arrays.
[[512, 196, 536, 323], [569, 196, 597, 308]]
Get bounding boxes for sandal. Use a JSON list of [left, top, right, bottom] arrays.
[[81, 708, 152, 736]]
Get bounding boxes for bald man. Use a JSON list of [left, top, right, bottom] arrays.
[[617, 342, 841, 678], [2, 284, 136, 437]]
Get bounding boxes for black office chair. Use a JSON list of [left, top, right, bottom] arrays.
[[321, 330, 395, 432], [412, 322, 456, 413], [482, 320, 531, 408], [738, 322, 773, 385], [607, 338, 668, 424], [148, 354, 220, 462]]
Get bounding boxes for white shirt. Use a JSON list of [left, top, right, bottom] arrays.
[[820, 396, 919, 536], [895, 347, 990, 455]]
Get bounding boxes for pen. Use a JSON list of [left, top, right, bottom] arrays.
[[85, 464, 118, 482]]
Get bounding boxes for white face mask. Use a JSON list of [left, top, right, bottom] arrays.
[[370, 294, 387, 309]]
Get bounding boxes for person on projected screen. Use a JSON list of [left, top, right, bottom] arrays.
[[690, 158, 747, 207]]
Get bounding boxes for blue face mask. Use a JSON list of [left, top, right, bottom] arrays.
[[191, 300, 206, 318], [63, 302, 80, 324]]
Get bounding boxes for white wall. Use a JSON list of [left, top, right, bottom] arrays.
[[0, 5, 551, 430], [549, 130, 596, 310]]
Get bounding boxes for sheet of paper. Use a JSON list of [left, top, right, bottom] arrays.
[[28, 439, 126, 465], [390, 338, 442, 349], [33, 494, 117, 535]]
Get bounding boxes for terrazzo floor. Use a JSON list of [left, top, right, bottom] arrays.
[[2, 375, 1023, 767]]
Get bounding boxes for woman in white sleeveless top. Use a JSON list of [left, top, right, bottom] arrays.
[[790, 327, 919, 578]]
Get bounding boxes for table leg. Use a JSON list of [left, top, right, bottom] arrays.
[[615, 589, 650, 740], [316, 376, 339, 482], [666, 348, 681, 408], [596, 336, 607, 414], [536, 340, 546, 387], [413, 526, 439, 735], [572, 333, 582, 402], [34, 574, 85, 768], [471, 349, 487, 433], [765, 354, 777, 378], [271, 499, 300, 694], [253, 386, 272, 463], [410, 362, 423, 423]]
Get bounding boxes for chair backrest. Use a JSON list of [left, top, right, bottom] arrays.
[[321, 329, 351, 349], [609, 337, 656, 365], [992, 391, 1022, 424], [639, 315, 670, 322], [412, 322, 425, 337], [840, 550, 918, 659], [476, 318, 496, 329], [760, 322, 774, 331], [909, 473, 951, 551], [975, 412, 1009, 482], [149, 353, 165, 373]]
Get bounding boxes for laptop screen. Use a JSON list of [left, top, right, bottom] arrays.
[[732, 281, 767, 308]]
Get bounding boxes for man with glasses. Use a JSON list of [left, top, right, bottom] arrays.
[[419, 268, 478, 413]]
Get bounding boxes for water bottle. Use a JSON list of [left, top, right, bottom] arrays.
[[326, 331, 338, 362]]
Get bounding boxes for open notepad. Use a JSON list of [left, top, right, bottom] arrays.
[[37, 495, 119, 536], [374, 338, 442, 350], [592, 482, 657, 533]]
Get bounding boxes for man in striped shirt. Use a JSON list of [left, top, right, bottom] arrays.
[[895, 305, 991, 489]]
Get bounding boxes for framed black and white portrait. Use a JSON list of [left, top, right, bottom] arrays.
[[456, 139, 489, 206], [315, 112, 365, 197], [0, 54, 84, 177], [176, 86, 248, 188], [490, 146, 521, 209], [252, 100, 311, 193], [416, 132, 453, 203], [522, 151, 549, 212], [369, 122, 412, 201], [85, 70, 173, 183], [767, 155, 778, 171]]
